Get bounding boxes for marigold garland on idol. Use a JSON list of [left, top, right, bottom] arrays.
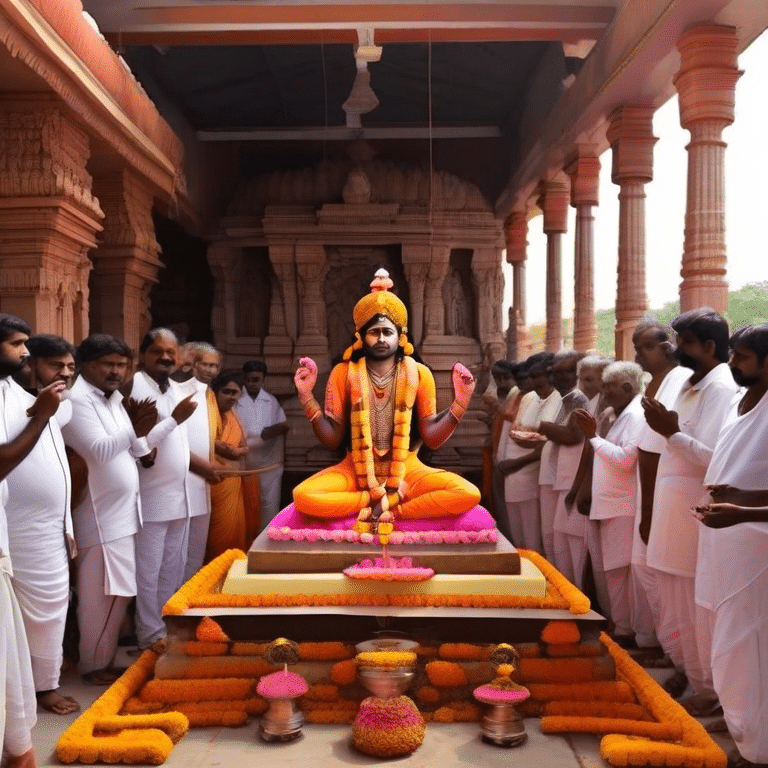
[[473, 644, 530, 747], [256, 638, 308, 742], [351, 641, 426, 757]]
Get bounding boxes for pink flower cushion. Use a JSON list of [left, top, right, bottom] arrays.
[[271, 503, 495, 532]]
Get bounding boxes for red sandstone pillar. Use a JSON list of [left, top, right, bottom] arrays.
[[294, 243, 330, 371], [90, 169, 162, 351], [607, 106, 655, 361], [504, 211, 529, 361], [565, 147, 600, 354], [0, 98, 103, 341], [539, 179, 570, 352], [675, 25, 741, 314]]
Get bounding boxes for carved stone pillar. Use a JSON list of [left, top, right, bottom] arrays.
[[675, 25, 741, 314], [423, 245, 450, 340], [90, 169, 162, 351], [505, 211, 529, 361], [401, 244, 431, 351], [607, 106, 656, 360], [565, 147, 600, 353], [471, 247, 505, 363], [0, 99, 103, 340], [263, 243, 297, 373], [295, 243, 329, 371], [207, 244, 239, 355], [539, 178, 570, 352]]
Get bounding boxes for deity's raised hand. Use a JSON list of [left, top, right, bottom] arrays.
[[294, 357, 318, 402], [451, 362, 475, 407]]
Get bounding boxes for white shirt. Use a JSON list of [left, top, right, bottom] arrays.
[[62, 376, 149, 548], [179, 377, 212, 518], [542, 387, 589, 490], [0, 378, 11, 557], [235, 387, 286, 469], [130, 371, 192, 523], [697, 389, 768, 610], [589, 395, 645, 520], [2, 378, 72, 553], [646, 363, 739, 577], [499, 388, 561, 503], [636, 366, 692, 454]]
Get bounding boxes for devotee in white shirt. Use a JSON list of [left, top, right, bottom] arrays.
[[574, 361, 646, 642], [553, 355, 611, 587], [630, 322, 691, 652], [62, 334, 158, 686], [5, 334, 78, 716], [695, 321, 768, 768], [0, 313, 68, 768], [235, 360, 288, 530], [537, 350, 587, 564], [128, 328, 201, 653], [180, 343, 221, 582], [642, 308, 737, 711], [497, 352, 561, 552]]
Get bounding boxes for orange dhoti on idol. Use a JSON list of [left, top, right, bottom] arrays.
[[293, 269, 480, 525]]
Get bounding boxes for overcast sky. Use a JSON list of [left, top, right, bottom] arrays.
[[507, 30, 768, 326]]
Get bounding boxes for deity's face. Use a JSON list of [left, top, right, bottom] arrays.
[[215, 380, 242, 413], [141, 332, 178, 383], [362, 316, 399, 362], [193, 351, 221, 384], [81, 353, 130, 395], [244, 370, 265, 398], [0, 331, 29, 378], [32, 353, 76, 388]]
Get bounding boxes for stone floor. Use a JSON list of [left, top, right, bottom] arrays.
[[30, 652, 736, 768]]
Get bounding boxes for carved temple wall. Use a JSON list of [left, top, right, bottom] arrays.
[[209, 158, 506, 474]]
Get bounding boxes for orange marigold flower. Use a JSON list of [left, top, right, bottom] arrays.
[[438, 643, 487, 660], [298, 642, 355, 661], [195, 617, 230, 643], [425, 660, 468, 687], [415, 686, 441, 705], [330, 660, 358, 686], [541, 620, 581, 645]]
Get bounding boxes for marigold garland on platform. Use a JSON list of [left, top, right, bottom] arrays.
[[139, 677, 253, 703], [56, 651, 187, 765], [425, 660, 468, 687], [298, 641, 355, 661], [195, 616, 230, 642], [541, 620, 581, 645], [438, 643, 490, 660], [330, 659, 358, 685]]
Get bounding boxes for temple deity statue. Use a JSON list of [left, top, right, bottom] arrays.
[[293, 269, 480, 530]]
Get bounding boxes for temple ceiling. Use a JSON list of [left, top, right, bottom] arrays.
[[78, 1, 619, 209]]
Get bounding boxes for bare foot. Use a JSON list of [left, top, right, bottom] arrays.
[[6, 746, 37, 768], [662, 670, 689, 699], [37, 690, 80, 715], [678, 693, 722, 717]]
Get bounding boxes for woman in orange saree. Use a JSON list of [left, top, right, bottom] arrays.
[[205, 372, 255, 562]]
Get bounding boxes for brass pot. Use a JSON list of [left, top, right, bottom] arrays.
[[357, 665, 415, 699]]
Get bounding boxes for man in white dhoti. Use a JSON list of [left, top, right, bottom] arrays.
[[631, 322, 691, 654], [0, 313, 66, 768], [574, 362, 646, 642], [695, 321, 768, 768], [128, 329, 200, 653], [643, 308, 737, 710], [5, 335, 79, 715], [537, 350, 587, 564], [554, 355, 611, 587], [235, 360, 288, 531], [497, 352, 561, 552], [62, 334, 158, 686], [181, 343, 221, 582]]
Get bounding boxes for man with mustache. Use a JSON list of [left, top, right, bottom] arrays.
[[128, 328, 199, 654], [4, 334, 78, 714], [641, 308, 738, 713], [0, 314, 67, 768], [61, 334, 157, 686]]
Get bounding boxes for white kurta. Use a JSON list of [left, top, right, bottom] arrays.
[[235, 387, 286, 527], [699, 388, 768, 763], [646, 363, 738, 577], [0, 380, 36, 757], [3, 379, 71, 693]]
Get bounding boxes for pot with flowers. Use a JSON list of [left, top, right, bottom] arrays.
[[473, 643, 530, 747], [256, 638, 308, 742]]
